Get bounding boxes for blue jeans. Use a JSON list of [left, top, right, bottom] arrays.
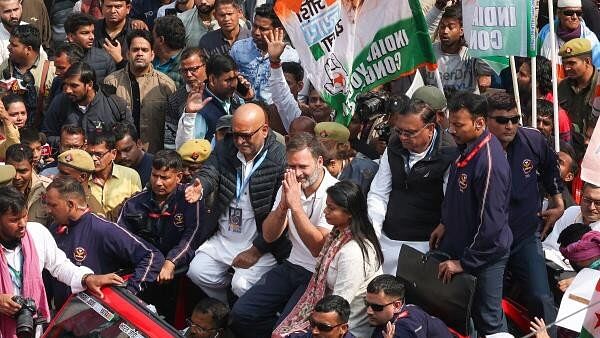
[[230, 261, 312, 338], [507, 233, 557, 337], [471, 254, 509, 335]]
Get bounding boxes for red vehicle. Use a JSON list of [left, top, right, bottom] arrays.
[[42, 286, 184, 338]]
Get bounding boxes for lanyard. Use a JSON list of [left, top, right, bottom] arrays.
[[236, 151, 268, 202], [7, 253, 23, 291], [455, 134, 492, 168]]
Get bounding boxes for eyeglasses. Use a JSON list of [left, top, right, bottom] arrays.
[[561, 10, 583, 17], [88, 150, 111, 159], [180, 64, 205, 74], [582, 196, 600, 208], [185, 318, 217, 334], [232, 125, 264, 141], [364, 298, 401, 312], [308, 318, 345, 332], [394, 123, 432, 138], [489, 115, 520, 125]]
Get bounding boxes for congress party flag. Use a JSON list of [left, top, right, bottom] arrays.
[[462, 0, 537, 58], [580, 279, 600, 337], [581, 111, 600, 187], [274, 0, 437, 125]]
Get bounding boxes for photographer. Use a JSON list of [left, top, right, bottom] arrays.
[[367, 95, 457, 275], [350, 91, 391, 160], [0, 185, 124, 338]]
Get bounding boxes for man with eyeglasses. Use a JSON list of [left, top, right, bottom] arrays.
[[288, 295, 354, 338], [365, 275, 451, 338], [538, 0, 600, 73], [175, 53, 247, 149], [87, 130, 142, 222], [184, 297, 233, 338], [185, 103, 289, 305], [486, 92, 563, 336], [367, 93, 457, 275]]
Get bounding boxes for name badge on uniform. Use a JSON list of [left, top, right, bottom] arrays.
[[228, 207, 242, 233]]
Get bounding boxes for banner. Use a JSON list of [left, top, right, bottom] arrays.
[[462, 0, 537, 58], [581, 114, 600, 187], [274, 0, 437, 125]]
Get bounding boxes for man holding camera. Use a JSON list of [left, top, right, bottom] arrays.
[[0, 186, 124, 338], [367, 91, 457, 275]]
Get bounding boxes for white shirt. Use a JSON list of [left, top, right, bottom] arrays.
[[1, 222, 93, 295], [271, 169, 338, 272], [156, 2, 176, 18], [268, 66, 301, 132], [0, 22, 27, 64]]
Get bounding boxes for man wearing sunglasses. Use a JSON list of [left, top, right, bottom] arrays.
[[486, 92, 563, 336], [288, 295, 354, 338], [365, 275, 451, 338], [539, 0, 600, 75]]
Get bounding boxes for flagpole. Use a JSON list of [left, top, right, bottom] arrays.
[[434, 68, 447, 119], [520, 298, 600, 338], [510, 56, 523, 125], [531, 56, 537, 128], [547, 0, 560, 152]]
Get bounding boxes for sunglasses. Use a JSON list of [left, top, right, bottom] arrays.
[[308, 318, 345, 332], [490, 115, 520, 125], [364, 298, 400, 312], [561, 10, 583, 17], [232, 125, 264, 141]]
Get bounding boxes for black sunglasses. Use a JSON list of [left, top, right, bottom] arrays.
[[308, 318, 345, 332], [232, 125, 264, 141], [490, 115, 520, 125], [561, 10, 583, 17], [364, 298, 400, 312]]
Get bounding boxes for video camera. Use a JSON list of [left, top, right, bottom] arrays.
[[355, 91, 393, 142], [12, 296, 47, 338]]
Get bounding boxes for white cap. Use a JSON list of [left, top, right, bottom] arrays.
[[557, 0, 582, 7], [486, 334, 515, 338]]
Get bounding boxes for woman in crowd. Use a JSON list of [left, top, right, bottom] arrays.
[[273, 181, 383, 338], [0, 96, 20, 161]]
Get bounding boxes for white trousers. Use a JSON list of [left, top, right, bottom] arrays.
[[380, 233, 429, 275]]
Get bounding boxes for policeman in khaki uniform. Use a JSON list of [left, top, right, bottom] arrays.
[[0, 164, 16, 185], [56, 149, 106, 219], [177, 139, 212, 184]]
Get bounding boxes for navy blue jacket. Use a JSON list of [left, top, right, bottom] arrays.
[[506, 127, 562, 243], [199, 87, 243, 141], [370, 304, 453, 338], [289, 332, 355, 338], [439, 130, 513, 271], [118, 184, 209, 268], [50, 212, 164, 306]]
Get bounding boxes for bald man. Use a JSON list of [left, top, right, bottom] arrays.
[[186, 103, 290, 302]]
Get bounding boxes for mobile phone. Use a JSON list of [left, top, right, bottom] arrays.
[[165, 8, 177, 16], [236, 81, 249, 96]]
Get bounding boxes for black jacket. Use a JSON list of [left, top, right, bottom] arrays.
[[197, 131, 291, 261], [42, 89, 133, 148], [83, 47, 116, 84]]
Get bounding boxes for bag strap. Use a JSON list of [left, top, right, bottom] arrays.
[[34, 60, 50, 129]]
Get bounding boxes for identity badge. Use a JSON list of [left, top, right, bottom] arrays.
[[228, 207, 242, 233]]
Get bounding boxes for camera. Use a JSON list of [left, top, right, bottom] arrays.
[[355, 91, 389, 122], [12, 296, 43, 338]]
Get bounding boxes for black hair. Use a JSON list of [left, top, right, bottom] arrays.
[[441, 4, 462, 24], [400, 101, 436, 124], [100, 0, 131, 5], [55, 42, 85, 64], [47, 176, 86, 201], [181, 47, 207, 64], [153, 16, 186, 50], [126, 29, 154, 51], [0, 186, 26, 217], [111, 122, 139, 142], [64, 12, 96, 35], [206, 54, 238, 78], [5, 144, 33, 163], [254, 3, 282, 28], [536, 99, 554, 118], [214, 0, 241, 10], [558, 223, 592, 248], [152, 150, 183, 171], [448, 91, 488, 118], [522, 56, 553, 95], [286, 132, 325, 159], [12, 25, 41, 52], [314, 295, 351, 323], [88, 130, 116, 150], [386, 94, 410, 116], [192, 298, 230, 330], [61, 124, 85, 137], [1, 93, 25, 109], [282, 62, 304, 82], [367, 274, 406, 300], [326, 181, 384, 270], [487, 92, 517, 113], [64, 62, 97, 89], [19, 127, 45, 145], [560, 140, 579, 175]]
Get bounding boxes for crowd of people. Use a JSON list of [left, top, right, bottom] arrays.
[[0, 0, 598, 337]]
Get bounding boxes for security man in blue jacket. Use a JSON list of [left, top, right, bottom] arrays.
[[429, 91, 513, 336], [118, 150, 208, 321], [486, 92, 563, 336], [46, 176, 164, 309]]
